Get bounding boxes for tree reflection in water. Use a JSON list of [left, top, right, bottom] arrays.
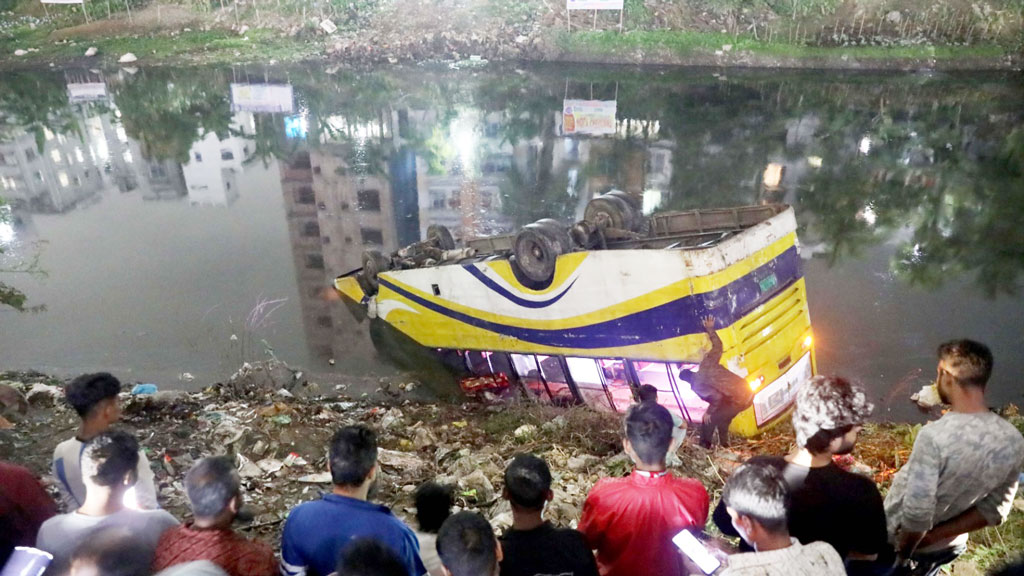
[[0, 66, 1020, 297]]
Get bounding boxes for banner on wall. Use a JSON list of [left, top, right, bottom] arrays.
[[67, 83, 107, 103], [561, 99, 617, 136], [230, 83, 294, 113], [566, 0, 623, 9]]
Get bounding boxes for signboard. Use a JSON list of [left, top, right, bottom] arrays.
[[566, 0, 622, 9], [562, 99, 617, 136], [230, 83, 294, 113], [67, 82, 107, 103]]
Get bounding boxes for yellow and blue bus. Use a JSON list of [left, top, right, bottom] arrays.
[[335, 202, 815, 437]]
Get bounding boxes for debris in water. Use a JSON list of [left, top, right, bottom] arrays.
[[910, 384, 942, 408]]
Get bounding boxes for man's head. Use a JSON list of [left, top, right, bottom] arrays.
[[65, 373, 122, 427], [81, 430, 139, 497], [437, 511, 501, 576], [623, 401, 673, 467], [637, 384, 659, 404], [336, 538, 408, 576], [936, 339, 993, 403], [722, 461, 790, 550], [503, 454, 552, 512], [185, 456, 242, 524], [70, 527, 150, 576], [792, 375, 873, 455], [415, 481, 453, 534], [329, 425, 378, 490]]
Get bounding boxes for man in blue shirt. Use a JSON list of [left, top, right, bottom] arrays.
[[280, 425, 426, 576]]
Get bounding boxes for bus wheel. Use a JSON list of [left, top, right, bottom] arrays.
[[360, 249, 390, 295], [585, 193, 636, 231], [513, 224, 562, 284], [427, 224, 456, 250]]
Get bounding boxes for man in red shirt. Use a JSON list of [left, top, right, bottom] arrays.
[[0, 460, 58, 566], [153, 457, 276, 576], [579, 402, 709, 576]]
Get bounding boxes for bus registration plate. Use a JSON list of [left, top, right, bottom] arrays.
[[753, 352, 812, 427]]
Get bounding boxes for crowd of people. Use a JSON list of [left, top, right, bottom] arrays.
[[1, 338, 1023, 576]]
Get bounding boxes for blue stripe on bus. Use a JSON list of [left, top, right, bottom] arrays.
[[378, 245, 801, 349], [462, 264, 577, 309]]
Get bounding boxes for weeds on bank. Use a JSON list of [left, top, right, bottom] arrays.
[[557, 29, 1013, 62], [1, 26, 318, 66]]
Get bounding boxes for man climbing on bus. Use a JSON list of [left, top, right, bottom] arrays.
[[686, 315, 754, 449]]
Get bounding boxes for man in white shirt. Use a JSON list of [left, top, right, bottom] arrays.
[[38, 430, 179, 573], [52, 372, 158, 510]]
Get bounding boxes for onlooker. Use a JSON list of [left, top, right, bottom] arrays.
[[437, 511, 501, 576], [578, 402, 709, 576], [336, 539, 409, 576], [153, 457, 276, 576], [53, 373, 159, 510], [718, 461, 846, 576], [37, 430, 179, 572], [414, 482, 453, 576], [0, 460, 58, 565], [686, 316, 754, 449], [280, 425, 425, 576], [885, 340, 1024, 576], [712, 376, 888, 573], [499, 454, 598, 576], [68, 527, 152, 576], [636, 385, 687, 465]]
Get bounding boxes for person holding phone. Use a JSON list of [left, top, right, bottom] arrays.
[[718, 461, 845, 576]]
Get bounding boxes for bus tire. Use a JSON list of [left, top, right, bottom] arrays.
[[427, 224, 456, 250], [513, 225, 561, 284]]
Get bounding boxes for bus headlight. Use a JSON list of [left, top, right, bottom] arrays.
[[803, 334, 813, 349], [748, 375, 764, 391]]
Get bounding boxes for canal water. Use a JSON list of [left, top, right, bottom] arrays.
[[1, 64, 1022, 421]]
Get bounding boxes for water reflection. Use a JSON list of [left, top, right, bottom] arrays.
[[0, 65, 1021, 417]]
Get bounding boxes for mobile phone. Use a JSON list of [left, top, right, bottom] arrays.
[[673, 529, 721, 575], [1, 547, 53, 576]]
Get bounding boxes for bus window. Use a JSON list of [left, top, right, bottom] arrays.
[[509, 353, 551, 402], [669, 362, 709, 425], [464, 351, 494, 375], [536, 356, 575, 406], [632, 361, 688, 422], [565, 357, 614, 411], [598, 359, 635, 412]]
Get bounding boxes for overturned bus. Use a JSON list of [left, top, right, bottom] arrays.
[[335, 194, 815, 437]]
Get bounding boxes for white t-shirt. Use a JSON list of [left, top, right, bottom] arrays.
[[36, 508, 179, 571], [52, 436, 159, 510], [415, 531, 444, 576]]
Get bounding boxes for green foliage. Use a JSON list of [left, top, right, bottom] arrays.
[[113, 68, 232, 163]]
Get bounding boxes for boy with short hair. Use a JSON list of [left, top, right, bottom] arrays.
[[280, 425, 426, 576], [719, 461, 845, 576], [53, 372, 158, 510], [499, 454, 598, 576], [437, 512, 502, 576], [37, 430, 179, 572], [579, 402, 708, 576]]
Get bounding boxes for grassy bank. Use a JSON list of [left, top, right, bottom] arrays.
[[556, 28, 1016, 68], [1, 0, 1022, 69], [0, 22, 320, 67]]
